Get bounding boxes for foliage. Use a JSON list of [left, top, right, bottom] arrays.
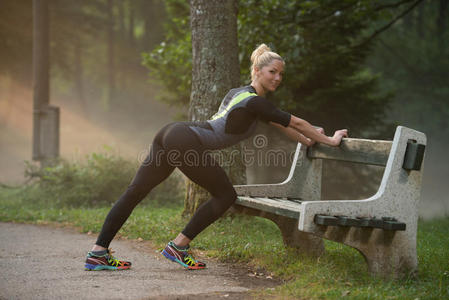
[[366, 0, 449, 140], [0, 0, 33, 82], [1, 187, 448, 299], [141, 0, 422, 137], [237, 0, 394, 137], [142, 0, 192, 108], [22, 150, 184, 208], [0, 0, 167, 108]]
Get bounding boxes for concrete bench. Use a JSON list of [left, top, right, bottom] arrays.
[[233, 126, 426, 278]]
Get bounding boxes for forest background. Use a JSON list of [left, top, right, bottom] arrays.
[[0, 0, 448, 218]]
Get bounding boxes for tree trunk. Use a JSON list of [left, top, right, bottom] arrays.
[[141, 0, 165, 51], [74, 39, 87, 117], [33, 0, 50, 111], [141, 0, 157, 50], [437, 0, 448, 53], [118, 0, 125, 39], [416, 1, 425, 38], [128, 0, 135, 46], [184, 0, 244, 216], [106, 0, 115, 108]]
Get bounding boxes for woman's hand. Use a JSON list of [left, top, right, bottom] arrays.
[[331, 129, 348, 146], [282, 116, 348, 147]]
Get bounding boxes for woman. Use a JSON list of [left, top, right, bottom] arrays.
[[84, 44, 348, 271]]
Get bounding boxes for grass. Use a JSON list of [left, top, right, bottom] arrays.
[[1, 185, 448, 299]]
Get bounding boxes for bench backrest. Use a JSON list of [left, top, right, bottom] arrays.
[[307, 138, 392, 167], [292, 126, 426, 200], [234, 126, 426, 201]]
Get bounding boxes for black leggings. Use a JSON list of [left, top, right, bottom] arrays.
[[95, 122, 237, 248]]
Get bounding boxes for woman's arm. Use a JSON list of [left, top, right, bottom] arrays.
[[245, 96, 347, 146], [270, 115, 348, 147], [270, 122, 315, 146]]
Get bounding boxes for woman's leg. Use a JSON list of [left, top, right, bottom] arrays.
[[159, 123, 236, 269], [160, 123, 237, 242], [171, 161, 236, 247], [94, 133, 175, 249], [179, 157, 237, 240]]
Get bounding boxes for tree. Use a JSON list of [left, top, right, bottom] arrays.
[[33, 0, 50, 111], [366, 0, 449, 138], [73, 38, 87, 115], [144, 0, 427, 138], [363, 0, 449, 215], [143, 0, 429, 202], [2, 0, 170, 132], [142, 0, 192, 108], [183, 0, 243, 216], [106, 0, 116, 107], [0, 0, 33, 85], [141, 0, 166, 51]]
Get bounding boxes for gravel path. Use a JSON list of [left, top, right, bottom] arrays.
[[0, 223, 278, 300]]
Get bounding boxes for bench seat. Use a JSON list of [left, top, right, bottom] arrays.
[[236, 196, 302, 219]]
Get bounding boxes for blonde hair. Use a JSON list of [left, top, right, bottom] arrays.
[[250, 43, 284, 81]]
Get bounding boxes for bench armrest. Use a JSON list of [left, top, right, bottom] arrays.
[[234, 142, 322, 200]]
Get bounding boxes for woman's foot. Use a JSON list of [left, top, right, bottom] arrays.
[[161, 241, 206, 270], [84, 248, 132, 271]]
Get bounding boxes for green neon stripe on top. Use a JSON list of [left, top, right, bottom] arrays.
[[211, 91, 257, 120]]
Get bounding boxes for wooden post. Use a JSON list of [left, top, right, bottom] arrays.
[[32, 0, 59, 164]]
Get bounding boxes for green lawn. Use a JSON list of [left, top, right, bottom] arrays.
[[1, 185, 448, 299]]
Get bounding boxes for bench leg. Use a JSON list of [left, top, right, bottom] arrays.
[[231, 205, 324, 256], [317, 227, 418, 278], [274, 216, 325, 256], [353, 230, 418, 279]]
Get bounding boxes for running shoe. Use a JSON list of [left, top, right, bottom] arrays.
[[84, 248, 132, 271], [161, 241, 206, 270]]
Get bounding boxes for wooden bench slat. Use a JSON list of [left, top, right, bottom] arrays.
[[236, 196, 301, 219], [313, 215, 407, 231], [307, 138, 392, 166]]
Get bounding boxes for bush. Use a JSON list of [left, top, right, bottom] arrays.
[[24, 151, 185, 208]]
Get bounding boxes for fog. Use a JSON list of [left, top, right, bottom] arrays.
[[0, 76, 178, 184], [1, 76, 447, 219]]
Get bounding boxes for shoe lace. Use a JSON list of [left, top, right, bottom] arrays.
[[169, 242, 199, 266], [106, 248, 122, 266], [183, 254, 197, 266]]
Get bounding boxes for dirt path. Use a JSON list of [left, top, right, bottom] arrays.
[[0, 223, 279, 300]]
